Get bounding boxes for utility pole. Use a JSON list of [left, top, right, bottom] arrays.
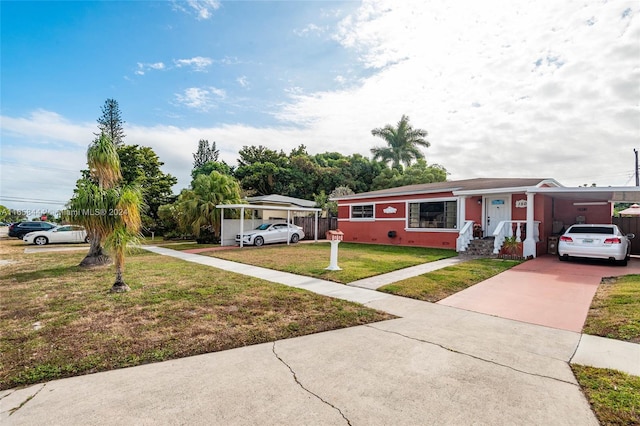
[[633, 148, 640, 186]]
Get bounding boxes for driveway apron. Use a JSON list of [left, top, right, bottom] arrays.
[[438, 256, 640, 332]]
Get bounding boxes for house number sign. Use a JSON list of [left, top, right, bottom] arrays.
[[515, 200, 527, 208]]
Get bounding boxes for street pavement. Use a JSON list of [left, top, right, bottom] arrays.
[[2, 246, 638, 425]]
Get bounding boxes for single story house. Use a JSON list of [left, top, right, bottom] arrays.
[[333, 178, 640, 258]]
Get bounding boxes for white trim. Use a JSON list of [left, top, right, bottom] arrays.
[[349, 203, 375, 220], [373, 218, 406, 221], [404, 228, 459, 233], [405, 197, 458, 231]]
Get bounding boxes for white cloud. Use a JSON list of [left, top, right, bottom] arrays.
[[294, 23, 326, 37], [172, 0, 220, 20], [135, 62, 166, 75], [236, 76, 249, 88], [174, 87, 226, 111], [174, 56, 213, 72]]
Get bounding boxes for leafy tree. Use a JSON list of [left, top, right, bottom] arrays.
[[235, 145, 288, 196], [68, 134, 142, 292], [0, 205, 9, 221], [191, 160, 234, 181], [97, 99, 126, 146], [173, 171, 243, 240], [371, 159, 447, 190], [370, 115, 430, 170], [117, 145, 177, 231], [193, 139, 219, 169]]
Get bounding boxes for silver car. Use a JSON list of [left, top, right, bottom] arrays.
[[558, 224, 634, 266], [235, 223, 305, 247]]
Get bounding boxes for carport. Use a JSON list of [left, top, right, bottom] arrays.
[[216, 204, 322, 248], [525, 186, 640, 255]]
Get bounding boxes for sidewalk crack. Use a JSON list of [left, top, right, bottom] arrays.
[[272, 343, 351, 425], [365, 325, 578, 387], [7, 384, 46, 416], [569, 333, 584, 363]]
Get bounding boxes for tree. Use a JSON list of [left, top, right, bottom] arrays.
[[172, 171, 243, 241], [68, 133, 142, 292], [191, 160, 234, 181], [370, 115, 430, 170], [235, 145, 288, 196], [117, 145, 177, 231], [193, 139, 219, 169], [371, 159, 447, 190], [0, 205, 9, 222], [97, 99, 126, 146]]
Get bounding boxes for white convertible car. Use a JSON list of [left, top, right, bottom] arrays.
[[23, 225, 89, 245], [235, 223, 305, 247]]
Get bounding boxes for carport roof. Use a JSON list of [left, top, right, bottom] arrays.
[[526, 186, 640, 202]]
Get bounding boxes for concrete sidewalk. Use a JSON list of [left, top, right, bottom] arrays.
[[2, 246, 637, 425]]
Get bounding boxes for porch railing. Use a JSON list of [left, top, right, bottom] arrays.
[[493, 221, 540, 254], [456, 220, 474, 252]]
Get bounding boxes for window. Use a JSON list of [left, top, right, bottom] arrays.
[[351, 205, 374, 219], [408, 201, 457, 229]]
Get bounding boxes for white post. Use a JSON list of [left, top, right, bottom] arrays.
[[458, 196, 466, 230], [219, 209, 224, 246], [326, 239, 342, 271], [523, 193, 536, 258], [287, 210, 291, 245], [239, 207, 245, 248]]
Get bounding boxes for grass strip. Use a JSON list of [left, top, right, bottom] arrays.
[[572, 365, 640, 426], [207, 242, 457, 283], [379, 258, 521, 302], [582, 275, 640, 343]]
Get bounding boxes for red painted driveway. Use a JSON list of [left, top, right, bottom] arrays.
[[438, 256, 640, 332]]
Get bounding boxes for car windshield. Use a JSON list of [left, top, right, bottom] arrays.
[[255, 224, 272, 230], [567, 226, 615, 235]]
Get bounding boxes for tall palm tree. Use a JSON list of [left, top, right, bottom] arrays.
[[68, 133, 142, 292], [175, 171, 243, 239], [370, 115, 430, 170]]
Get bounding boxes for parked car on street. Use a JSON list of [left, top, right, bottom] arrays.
[[9, 221, 56, 238], [558, 224, 634, 266], [22, 225, 88, 245], [235, 222, 305, 247]]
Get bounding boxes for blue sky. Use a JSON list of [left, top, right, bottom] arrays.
[[1, 0, 639, 215]]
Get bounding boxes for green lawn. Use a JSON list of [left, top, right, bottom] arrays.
[[206, 242, 458, 283], [378, 258, 521, 302], [0, 240, 392, 390], [582, 275, 640, 343], [572, 365, 640, 425]]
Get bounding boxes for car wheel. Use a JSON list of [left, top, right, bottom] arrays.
[[618, 258, 628, 266], [290, 234, 300, 243], [84, 236, 90, 243], [254, 236, 264, 247], [558, 254, 568, 262], [34, 236, 48, 246]]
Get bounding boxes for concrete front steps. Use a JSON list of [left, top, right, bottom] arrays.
[[461, 238, 496, 258]]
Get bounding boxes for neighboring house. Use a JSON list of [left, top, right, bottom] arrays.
[[245, 195, 317, 221], [333, 178, 640, 258]]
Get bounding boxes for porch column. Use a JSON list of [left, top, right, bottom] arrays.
[[458, 196, 467, 229], [523, 192, 536, 258]]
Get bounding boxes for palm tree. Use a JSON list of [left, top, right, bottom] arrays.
[[68, 133, 142, 292], [175, 171, 243, 239], [370, 115, 430, 170]]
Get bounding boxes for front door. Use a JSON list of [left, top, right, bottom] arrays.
[[486, 196, 511, 236]]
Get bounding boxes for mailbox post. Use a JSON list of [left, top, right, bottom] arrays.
[[325, 229, 344, 271]]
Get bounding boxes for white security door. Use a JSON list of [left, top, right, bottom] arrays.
[[486, 196, 510, 236]]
